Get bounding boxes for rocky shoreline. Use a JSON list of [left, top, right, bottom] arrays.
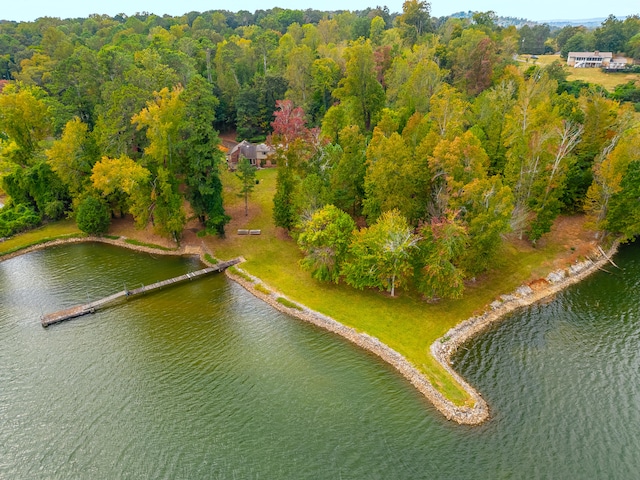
[[3, 235, 618, 425], [430, 243, 618, 424], [226, 244, 618, 426], [225, 267, 488, 424]]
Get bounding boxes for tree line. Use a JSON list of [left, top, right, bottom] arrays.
[[0, 2, 638, 297]]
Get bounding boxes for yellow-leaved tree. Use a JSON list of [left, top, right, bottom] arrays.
[[91, 155, 151, 226]]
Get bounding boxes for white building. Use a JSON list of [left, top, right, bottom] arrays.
[[566, 51, 613, 68]]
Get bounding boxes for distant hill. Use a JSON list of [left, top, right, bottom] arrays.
[[448, 11, 530, 28], [544, 18, 610, 28], [447, 11, 628, 29]]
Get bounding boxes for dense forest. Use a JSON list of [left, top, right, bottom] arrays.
[[0, 2, 639, 298]]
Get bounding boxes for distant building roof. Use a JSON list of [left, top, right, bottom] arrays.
[[567, 51, 613, 59]]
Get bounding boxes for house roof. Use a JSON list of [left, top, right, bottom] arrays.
[[229, 140, 274, 160], [567, 51, 613, 58]]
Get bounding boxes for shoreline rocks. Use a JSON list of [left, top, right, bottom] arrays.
[[225, 266, 489, 425], [430, 243, 618, 424], [226, 243, 617, 425]]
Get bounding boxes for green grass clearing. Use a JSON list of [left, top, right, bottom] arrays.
[[0, 219, 83, 257]]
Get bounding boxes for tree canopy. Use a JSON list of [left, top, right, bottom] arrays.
[[0, 6, 639, 296]]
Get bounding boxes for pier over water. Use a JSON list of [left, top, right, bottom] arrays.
[[41, 258, 241, 327]]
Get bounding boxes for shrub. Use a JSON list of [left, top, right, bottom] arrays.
[[44, 200, 65, 220], [76, 196, 110, 235], [0, 204, 41, 237]]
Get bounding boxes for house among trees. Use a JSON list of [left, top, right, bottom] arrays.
[[227, 140, 275, 169], [566, 51, 614, 68]]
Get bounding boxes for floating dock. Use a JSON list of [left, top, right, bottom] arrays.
[[41, 258, 241, 327]]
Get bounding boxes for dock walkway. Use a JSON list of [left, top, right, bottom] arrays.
[[41, 258, 240, 327]]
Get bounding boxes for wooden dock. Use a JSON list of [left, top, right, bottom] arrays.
[[41, 258, 241, 327]]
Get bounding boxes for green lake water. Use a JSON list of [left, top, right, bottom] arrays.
[[1, 241, 639, 479]]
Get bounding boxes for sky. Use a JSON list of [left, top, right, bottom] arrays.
[[1, 0, 638, 23]]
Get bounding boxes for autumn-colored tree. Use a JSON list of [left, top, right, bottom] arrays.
[[429, 131, 490, 207], [585, 127, 640, 239], [270, 99, 310, 146], [414, 84, 470, 160], [0, 83, 52, 167], [91, 155, 151, 224], [427, 84, 469, 140], [46, 117, 99, 197], [449, 29, 497, 96], [131, 85, 185, 169]]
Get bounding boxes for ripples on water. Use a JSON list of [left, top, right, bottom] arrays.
[[1, 242, 640, 478]]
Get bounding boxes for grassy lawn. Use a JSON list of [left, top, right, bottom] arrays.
[[0, 219, 83, 256], [206, 168, 567, 406], [516, 54, 640, 91]]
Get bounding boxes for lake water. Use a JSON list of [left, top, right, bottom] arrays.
[[1, 241, 639, 478]]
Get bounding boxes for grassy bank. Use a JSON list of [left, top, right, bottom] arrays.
[[0, 219, 83, 257], [206, 168, 567, 406]]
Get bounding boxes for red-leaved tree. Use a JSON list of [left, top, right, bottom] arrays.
[[270, 99, 319, 147]]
